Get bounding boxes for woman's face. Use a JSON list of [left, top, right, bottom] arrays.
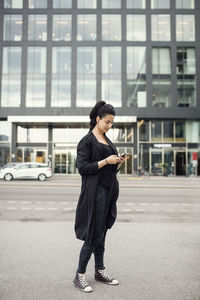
[[96, 114, 114, 133]]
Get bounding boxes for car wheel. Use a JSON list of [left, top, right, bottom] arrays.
[[4, 173, 13, 181], [38, 173, 46, 181]]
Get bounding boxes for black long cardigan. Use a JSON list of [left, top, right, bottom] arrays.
[[74, 130, 119, 244]]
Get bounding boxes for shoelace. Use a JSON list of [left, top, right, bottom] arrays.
[[98, 270, 112, 281], [78, 274, 88, 288]]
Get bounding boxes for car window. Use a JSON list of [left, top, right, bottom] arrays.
[[17, 164, 30, 169]]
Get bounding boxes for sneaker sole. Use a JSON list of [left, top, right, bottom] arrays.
[[95, 278, 119, 285], [73, 282, 93, 293]]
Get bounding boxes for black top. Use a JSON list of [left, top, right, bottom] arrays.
[[98, 142, 115, 188]]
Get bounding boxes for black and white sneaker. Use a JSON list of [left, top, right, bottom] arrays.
[[73, 271, 93, 293], [95, 269, 119, 285]]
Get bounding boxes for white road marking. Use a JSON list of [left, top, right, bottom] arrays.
[[48, 207, 58, 210], [63, 208, 73, 211], [121, 208, 132, 212], [5, 207, 17, 210], [33, 207, 45, 210], [21, 207, 32, 210]]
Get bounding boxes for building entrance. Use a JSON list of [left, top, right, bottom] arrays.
[[175, 152, 186, 176], [54, 149, 77, 174]]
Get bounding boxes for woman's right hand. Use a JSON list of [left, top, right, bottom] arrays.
[[106, 155, 122, 165]]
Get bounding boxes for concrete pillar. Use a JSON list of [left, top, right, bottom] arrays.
[[11, 123, 17, 162]]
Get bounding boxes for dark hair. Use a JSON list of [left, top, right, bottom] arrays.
[[89, 101, 116, 131]]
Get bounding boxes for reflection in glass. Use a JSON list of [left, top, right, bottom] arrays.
[[24, 148, 34, 162], [3, 15, 22, 41], [17, 148, 23, 162], [4, 0, 23, 8], [77, 15, 96, 41], [52, 47, 71, 74], [1, 47, 21, 107], [127, 47, 146, 107], [151, 15, 170, 41], [177, 48, 196, 107], [151, 121, 162, 142], [102, 47, 121, 74], [102, 0, 121, 8], [27, 47, 46, 74], [127, 15, 146, 41], [0, 144, 10, 167], [76, 79, 96, 107], [176, 48, 195, 74], [176, 15, 195, 41], [3, 47, 21, 74], [28, 0, 47, 8], [26, 47, 46, 107], [151, 150, 162, 175], [186, 122, 199, 143], [51, 79, 71, 107], [77, 0, 96, 8], [0, 122, 12, 142], [163, 121, 174, 142], [53, 0, 72, 8], [17, 127, 48, 142], [127, 0, 145, 8], [28, 15, 47, 41], [152, 48, 171, 108], [113, 128, 125, 142], [102, 15, 121, 41], [164, 151, 174, 176], [152, 48, 171, 74], [102, 79, 121, 107], [176, 0, 194, 9], [53, 15, 71, 41], [151, 0, 170, 9], [77, 47, 96, 73], [139, 121, 149, 141], [175, 121, 186, 142]]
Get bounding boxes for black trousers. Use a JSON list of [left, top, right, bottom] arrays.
[[77, 185, 109, 274]]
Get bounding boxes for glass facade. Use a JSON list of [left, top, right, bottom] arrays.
[[0, 4, 200, 176]]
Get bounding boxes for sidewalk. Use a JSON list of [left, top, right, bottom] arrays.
[[0, 221, 200, 300]]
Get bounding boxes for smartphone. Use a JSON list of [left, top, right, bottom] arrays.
[[120, 153, 127, 158]]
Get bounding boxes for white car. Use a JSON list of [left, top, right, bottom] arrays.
[[0, 162, 52, 181]]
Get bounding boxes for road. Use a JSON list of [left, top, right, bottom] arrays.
[[0, 176, 200, 223]]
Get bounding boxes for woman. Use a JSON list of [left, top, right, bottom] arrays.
[[73, 101, 125, 293]]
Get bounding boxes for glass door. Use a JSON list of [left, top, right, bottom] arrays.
[[54, 149, 78, 174], [54, 153, 67, 174]]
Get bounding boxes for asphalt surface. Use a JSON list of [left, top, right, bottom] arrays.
[[0, 176, 200, 300]]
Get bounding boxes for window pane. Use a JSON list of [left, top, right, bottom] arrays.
[[77, 15, 96, 41], [176, 48, 196, 75], [102, 15, 121, 41], [77, 0, 96, 8], [177, 78, 196, 108], [102, 47, 121, 73], [4, 0, 23, 8], [152, 48, 171, 74], [3, 15, 22, 41], [127, 47, 146, 75], [151, 15, 170, 41], [163, 121, 174, 142], [51, 79, 71, 107], [3, 47, 21, 74], [176, 15, 195, 41], [102, 0, 121, 8], [127, 15, 146, 41], [77, 47, 96, 73], [127, 0, 145, 8], [52, 15, 71, 41], [26, 79, 46, 107], [28, 15, 47, 41], [102, 79, 121, 107], [151, 0, 170, 9], [76, 79, 96, 107], [175, 121, 186, 142], [52, 47, 71, 74], [176, 0, 194, 9], [186, 122, 199, 143], [53, 0, 72, 8], [27, 47, 46, 74], [139, 121, 149, 141], [1, 79, 21, 107], [28, 0, 47, 8], [152, 79, 171, 107], [151, 121, 162, 142], [127, 47, 146, 107]]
